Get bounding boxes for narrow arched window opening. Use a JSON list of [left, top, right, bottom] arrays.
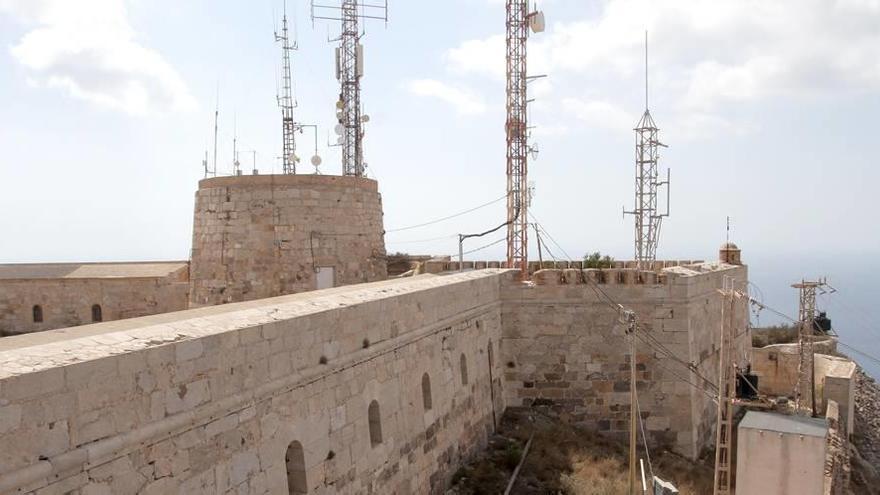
[[460, 353, 469, 385], [32, 305, 43, 323], [91, 304, 103, 323], [285, 440, 307, 494], [368, 400, 382, 447], [422, 373, 433, 411]]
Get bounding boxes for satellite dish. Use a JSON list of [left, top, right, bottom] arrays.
[[361, 114, 370, 123], [311, 155, 322, 166], [335, 100, 344, 110], [336, 136, 344, 145], [336, 111, 343, 120], [334, 124, 345, 135], [530, 11, 545, 33]]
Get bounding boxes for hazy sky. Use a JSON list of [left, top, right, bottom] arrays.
[[1, 0, 879, 264]]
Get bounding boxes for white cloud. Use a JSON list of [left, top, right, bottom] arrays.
[[562, 98, 635, 132], [531, 123, 570, 138], [0, 0, 196, 115], [446, 35, 505, 80], [666, 112, 755, 141], [443, 0, 880, 139], [406, 79, 487, 115]]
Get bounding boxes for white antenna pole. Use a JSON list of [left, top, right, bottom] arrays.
[[645, 30, 648, 111], [233, 113, 240, 176], [212, 84, 219, 177]]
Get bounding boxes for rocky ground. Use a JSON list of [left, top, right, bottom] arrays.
[[850, 368, 880, 494], [450, 363, 880, 494], [446, 410, 712, 495]]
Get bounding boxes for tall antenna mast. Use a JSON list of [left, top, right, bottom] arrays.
[[311, 0, 388, 177], [232, 113, 241, 176], [726, 216, 731, 244], [211, 87, 219, 178], [624, 31, 670, 270], [505, 0, 544, 277], [339, 0, 361, 176], [276, 1, 298, 174]]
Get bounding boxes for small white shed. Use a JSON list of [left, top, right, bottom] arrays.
[[735, 411, 827, 495]]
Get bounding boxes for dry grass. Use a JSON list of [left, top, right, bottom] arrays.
[[450, 410, 713, 495]]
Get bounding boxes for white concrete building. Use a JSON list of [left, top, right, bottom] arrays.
[[736, 411, 828, 495]]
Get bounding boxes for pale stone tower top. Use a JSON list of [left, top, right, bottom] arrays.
[[720, 242, 742, 265]]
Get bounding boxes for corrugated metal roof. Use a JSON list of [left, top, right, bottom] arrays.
[[739, 411, 828, 438], [0, 261, 189, 280]]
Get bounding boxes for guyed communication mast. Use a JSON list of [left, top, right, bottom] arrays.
[[624, 32, 670, 270], [311, 0, 388, 177], [276, 1, 322, 174], [791, 278, 834, 416], [505, 0, 545, 276]]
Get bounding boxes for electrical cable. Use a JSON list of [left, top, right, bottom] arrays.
[[385, 234, 458, 245], [749, 297, 880, 369], [530, 217, 722, 393], [448, 237, 507, 259], [634, 382, 655, 481], [528, 211, 573, 260], [533, 224, 560, 262], [386, 194, 506, 233], [633, 329, 719, 393]]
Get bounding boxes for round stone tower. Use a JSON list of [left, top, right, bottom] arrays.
[[719, 241, 742, 265], [189, 174, 387, 307]]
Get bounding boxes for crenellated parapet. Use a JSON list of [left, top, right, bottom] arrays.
[[424, 259, 705, 277]]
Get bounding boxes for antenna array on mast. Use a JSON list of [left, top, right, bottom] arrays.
[[276, 2, 300, 174], [311, 0, 388, 177], [275, 1, 322, 175], [203, 89, 219, 179], [505, 1, 544, 277], [624, 32, 670, 270]]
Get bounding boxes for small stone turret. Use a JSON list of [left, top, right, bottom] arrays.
[[720, 242, 742, 265]]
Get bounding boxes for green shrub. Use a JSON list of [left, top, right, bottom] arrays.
[[583, 252, 614, 269]]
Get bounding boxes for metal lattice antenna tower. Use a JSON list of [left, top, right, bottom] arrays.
[[339, 0, 361, 176], [624, 32, 669, 271], [505, 1, 544, 276], [276, 2, 298, 174], [792, 278, 832, 416], [311, 0, 388, 177]]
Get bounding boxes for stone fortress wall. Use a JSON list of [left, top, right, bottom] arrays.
[[189, 174, 387, 307], [0, 257, 746, 494], [0, 271, 504, 495], [0, 262, 190, 337], [500, 262, 750, 459]]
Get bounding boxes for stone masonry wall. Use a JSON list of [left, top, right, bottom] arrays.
[[0, 270, 189, 337], [499, 263, 749, 459], [0, 270, 505, 495], [189, 175, 387, 307]]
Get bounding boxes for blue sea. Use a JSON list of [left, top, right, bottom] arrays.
[[747, 254, 880, 380]]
